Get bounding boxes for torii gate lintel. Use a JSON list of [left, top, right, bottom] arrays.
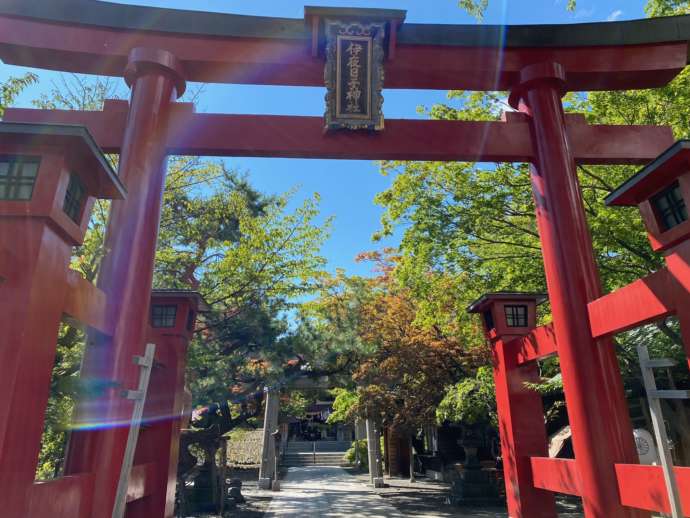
[[2, 101, 674, 165]]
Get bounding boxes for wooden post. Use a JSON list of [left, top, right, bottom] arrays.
[[636, 344, 687, 518], [112, 343, 156, 518]]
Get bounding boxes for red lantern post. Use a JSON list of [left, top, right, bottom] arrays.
[[468, 292, 557, 518], [0, 123, 125, 518]]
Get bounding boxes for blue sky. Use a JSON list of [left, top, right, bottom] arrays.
[[1, 0, 647, 277]]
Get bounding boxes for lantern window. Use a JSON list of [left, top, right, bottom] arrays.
[[651, 181, 687, 231], [151, 304, 177, 328], [483, 309, 495, 330], [0, 156, 40, 201], [186, 310, 196, 331], [505, 305, 528, 327], [63, 173, 86, 224]]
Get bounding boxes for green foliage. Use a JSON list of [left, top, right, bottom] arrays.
[[32, 75, 122, 112], [327, 388, 360, 424], [436, 366, 497, 427], [344, 439, 368, 468], [645, 0, 690, 16], [458, 0, 489, 20], [0, 72, 37, 117], [294, 270, 374, 368], [374, 0, 690, 440], [458, 0, 575, 19], [281, 391, 311, 420], [24, 74, 331, 475]]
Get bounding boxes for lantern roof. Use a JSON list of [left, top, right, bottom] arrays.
[[151, 289, 210, 312], [467, 292, 548, 314], [606, 140, 690, 207], [0, 122, 125, 199]]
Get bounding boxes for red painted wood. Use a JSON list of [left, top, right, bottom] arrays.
[[666, 240, 690, 367], [615, 463, 690, 516], [531, 457, 582, 497], [63, 269, 111, 335], [472, 294, 556, 516], [127, 293, 199, 518], [3, 101, 129, 153], [3, 105, 674, 165], [0, 16, 686, 91], [493, 342, 557, 516], [0, 219, 72, 518], [126, 462, 156, 503], [0, 145, 105, 516], [588, 268, 675, 339], [63, 50, 183, 518], [517, 62, 645, 518], [506, 324, 558, 365], [27, 474, 95, 518]]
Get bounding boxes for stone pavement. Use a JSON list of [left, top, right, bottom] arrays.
[[264, 466, 405, 517], [263, 466, 511, 517]]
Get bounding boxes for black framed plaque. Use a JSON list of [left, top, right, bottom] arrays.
[[324, 20, 385, 131]]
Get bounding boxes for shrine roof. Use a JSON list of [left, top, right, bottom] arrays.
[[467, 292, 548, 313], [606, 140, 690, 206], [1, 0, 690, 51], [0, 122, 125, 199]]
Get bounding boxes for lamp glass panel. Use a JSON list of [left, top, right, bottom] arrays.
[[483, 309, 495, 330], [151, 304, 177, 328], [63, 173, 86, 224], [651, 181, 687, 231], [0, 157, 40, 201], [505, 305, 528, 327]]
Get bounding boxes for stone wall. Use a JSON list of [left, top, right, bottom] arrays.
[[226, 428, 264, 467]]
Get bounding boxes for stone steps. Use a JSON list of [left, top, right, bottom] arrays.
[[281, 452, 346, 467], [284, 441, 352, 453], [282, 441, 351, 467]]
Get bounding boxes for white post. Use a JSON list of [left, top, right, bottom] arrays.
[[112, 343, 156, 518], [637, 344, 689, 518]]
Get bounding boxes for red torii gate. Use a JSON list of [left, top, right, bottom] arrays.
[[1, 1, 690, 517]]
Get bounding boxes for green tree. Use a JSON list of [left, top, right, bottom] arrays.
[[0, 72, 37, 117], [24, 74, 332, 478], [436, 366, 497, 427]]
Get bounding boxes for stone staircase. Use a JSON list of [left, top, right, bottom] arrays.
[[281, 441, 351, 467]]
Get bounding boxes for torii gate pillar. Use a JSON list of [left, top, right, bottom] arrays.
[[510, 62, 646, 518], [64, 48, 186, 518]]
